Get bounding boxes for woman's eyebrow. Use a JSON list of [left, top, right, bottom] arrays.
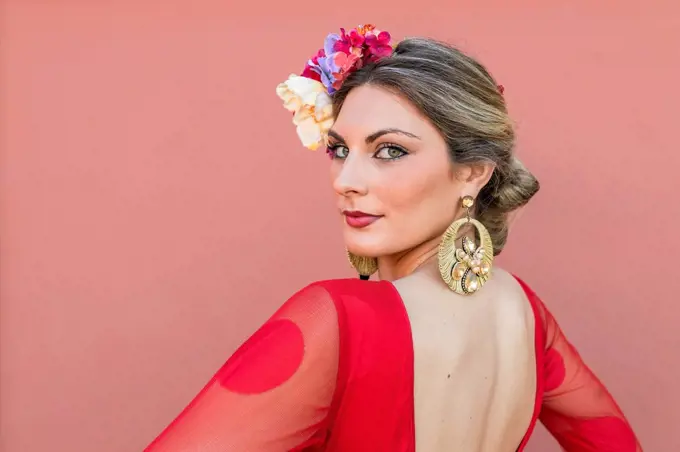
[[327, 128, 421, 144]]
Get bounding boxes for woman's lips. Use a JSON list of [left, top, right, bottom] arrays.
[[343, 211, 383, 229]]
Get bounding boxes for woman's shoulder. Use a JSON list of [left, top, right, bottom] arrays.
[[293, 278, 398, 301], [489, 267, 542, 302], [491, 268, 549, 336], [276, 279, 402, 321], [295, 278, 407, 323]]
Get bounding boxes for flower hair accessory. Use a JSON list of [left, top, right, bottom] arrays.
[[276, 25, 394, 150]]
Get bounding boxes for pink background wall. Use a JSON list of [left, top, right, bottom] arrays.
[[2, 1, 678, 451]]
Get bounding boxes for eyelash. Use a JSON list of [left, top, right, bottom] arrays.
[[326, 143, 409, 161]]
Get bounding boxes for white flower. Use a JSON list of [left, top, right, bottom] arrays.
[[276, 75, 334, 150]]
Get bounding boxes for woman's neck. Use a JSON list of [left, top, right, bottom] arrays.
[[377, 236, 441, 281], [376, 226, 474, 282]]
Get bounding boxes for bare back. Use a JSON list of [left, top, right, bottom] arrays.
[[393, 264, 537, 451]]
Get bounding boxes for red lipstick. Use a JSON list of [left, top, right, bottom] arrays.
[[343, 210, 382, 229]]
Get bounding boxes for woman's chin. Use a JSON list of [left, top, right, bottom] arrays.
[[343, 226, 394, 257], [344, 240, 386, 258]]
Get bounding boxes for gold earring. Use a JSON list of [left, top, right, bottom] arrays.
[[438, 195, 494, 295], [347, 249, 378, 280]]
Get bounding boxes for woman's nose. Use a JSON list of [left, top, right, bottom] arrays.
[[332, 153, 369, 197]]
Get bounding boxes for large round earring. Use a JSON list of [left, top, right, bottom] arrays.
[[438, 195, 494, 295], [347, 250, 378, 280]]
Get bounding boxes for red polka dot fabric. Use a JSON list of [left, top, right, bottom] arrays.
[[218, 319, 305, 394], [144, 283, 342, 451]]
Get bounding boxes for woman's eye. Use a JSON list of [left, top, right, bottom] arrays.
[[374, 145, 408, 160], [327, 144, 349, 159]]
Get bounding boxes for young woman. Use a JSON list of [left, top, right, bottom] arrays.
[[144, 25, 641, 451]]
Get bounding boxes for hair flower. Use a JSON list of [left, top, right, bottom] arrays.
[[276, 75, 334, 150], [305, 24, 393, 94], [277, 24, 394, 150]]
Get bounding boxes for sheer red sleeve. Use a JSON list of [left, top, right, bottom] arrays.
[[535, 294, 642, 451], [144, 283, 339, 451]]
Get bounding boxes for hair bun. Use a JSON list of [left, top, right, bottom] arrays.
[[476, 157, 539, 255], [494, 157, 539, 213]]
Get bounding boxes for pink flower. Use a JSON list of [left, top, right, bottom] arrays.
[[335, 27, 367, 55], [365, 31, 392, 61], [328, 51, 361, 90]]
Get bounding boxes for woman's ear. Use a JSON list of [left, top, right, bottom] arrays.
[[455, 162, 496, 195]]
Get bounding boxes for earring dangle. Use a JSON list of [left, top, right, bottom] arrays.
[[438, 195, 494, 295], [347, 249, 378, 280]]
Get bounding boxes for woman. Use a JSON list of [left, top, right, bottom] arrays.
[[145, 25, 641, 451]]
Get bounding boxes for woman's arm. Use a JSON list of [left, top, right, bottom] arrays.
[[537, 297, 642, 451], [144, 283, 340, 451]]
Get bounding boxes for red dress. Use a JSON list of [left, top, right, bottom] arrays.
[[144, 276, 641, 451]]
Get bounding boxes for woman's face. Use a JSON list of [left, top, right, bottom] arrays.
[[329, 85, 475, 259]]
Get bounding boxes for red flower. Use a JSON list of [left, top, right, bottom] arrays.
[[302, 49, 325, 82]]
